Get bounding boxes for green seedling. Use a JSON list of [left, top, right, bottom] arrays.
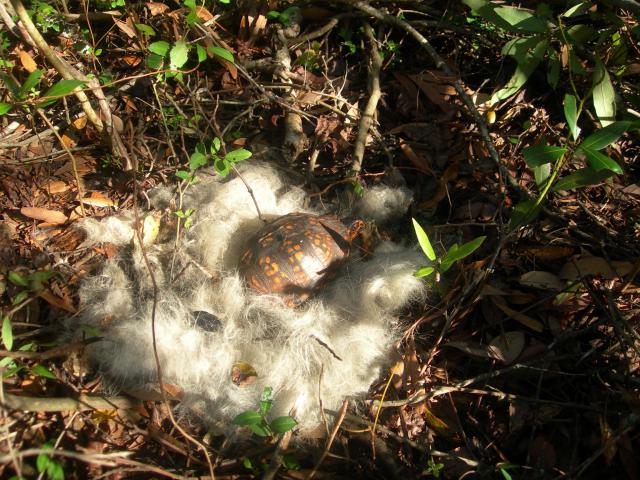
[[412, 218, 486, 279], [232, 387, 298, 438]]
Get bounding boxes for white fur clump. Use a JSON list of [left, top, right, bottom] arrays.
[[356, 184, 413, 224], [77, 162, 427, 435]]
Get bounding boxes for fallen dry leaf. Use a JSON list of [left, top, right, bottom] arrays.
[[39, 290, 77, 313], [559, 256, 629, 280], [81, 195, 116, 208], [146, 2, 169, 15], [113, 17, 136, 38], [18, 50, 38, 72], [519, 271, 565, 290], [487, 331, 525, 364], [492, 297, 544, 332], [21, 207, 67, 224], [45, 180, 70, 194]]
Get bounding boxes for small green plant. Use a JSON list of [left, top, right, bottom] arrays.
[[0, 31, 14, 69], [266, 6, 301, 27], [295, 42, 322, 72], [29, 0, 63, 33], [462, 0, 631, 126], [146, 39, 234, 80], [7, 270, 55, 305], [423, 457, 445, 478], [95, 0, 125, 10], [176, 137, 252, 182], [175, 208, 195, 229], [0, 70, 86, 115], [510, 102, 636, 227], [412, 219, 486, 279], [232, 387, 298, 438], [36, 442, 65, 480]]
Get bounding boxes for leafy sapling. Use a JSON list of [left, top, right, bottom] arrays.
[[232, 387, 298, 438], [412, 218, 486, 280]]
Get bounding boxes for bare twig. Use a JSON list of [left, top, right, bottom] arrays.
[[1, 393, 139, 412], [308, 400, 349, 479], [351, 21, 382, 175]]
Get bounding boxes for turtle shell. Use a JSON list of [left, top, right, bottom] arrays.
[[239, 212, 362, 306]]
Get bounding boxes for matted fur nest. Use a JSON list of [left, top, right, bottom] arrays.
[[76, 161, 427, 435]]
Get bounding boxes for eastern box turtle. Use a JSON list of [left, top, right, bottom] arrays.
[[239, 212, 363, 306]]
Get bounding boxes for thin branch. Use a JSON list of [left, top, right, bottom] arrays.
[[351, 21, 382, 175], [1, 393, 139, 412]]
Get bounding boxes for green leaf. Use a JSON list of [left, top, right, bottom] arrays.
[[267, 11, 281, 20], [209, 46, 234, 64], [38, 79, 85, 107], [0, 356, 16, 369], [270, 416, 298, 434], [0, 102, 13, 115], [563, 94, 580, 141], [184, 0, 196, 9], [509, 199, 542, 227], [211, 137, 221, 154], [463, 0, 548, 33], [29, 270, 54, 291], [523, 144, 566, 167], [18, 70, 43, 98], [249, 421, 272, 437], [562, 2, 591, 17], [260, 387, 273, 412], [176, 170, 191, 180], [233, 411, 263, 426], [36, 452, 49, 473], [225, 148, 252, 164], [551, 168, 616, 191], [196, 44, 207, 63], [581, 148, 623, 174], [30, 364, 57, 379], [414, 266, 435, 278], [146, 53, 164, 70], [412, 218, 436, 261], [170, 40, 189, 70], [577, 121, 630, 151], [592, 59, 616, 126], [282, 455, 301, 471], [8, 271, 29, 287], [189, 151, 207, 171], [2, 315, 13, 351], [533, 163, 551, 187], [79, 324, 100, 337], [214, 157, 231, 177], [47, 461, 64, 480], [494, 6, 547, 32], [12, 290, 29, 305], [490, 39, 547, 105], [149, 41, 170, 56], [0, 72, 21, 97], [135, 23, 155, 36], [546, 52, 560, 88], [440, 236, 486, 271]]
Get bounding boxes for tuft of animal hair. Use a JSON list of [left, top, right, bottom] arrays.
[[75, 161, 428, 436]]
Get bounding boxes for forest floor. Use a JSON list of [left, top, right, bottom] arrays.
[[1, 1, 639, 479]]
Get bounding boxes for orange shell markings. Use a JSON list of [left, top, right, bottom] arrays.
[[238, 213, 362, 307]]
